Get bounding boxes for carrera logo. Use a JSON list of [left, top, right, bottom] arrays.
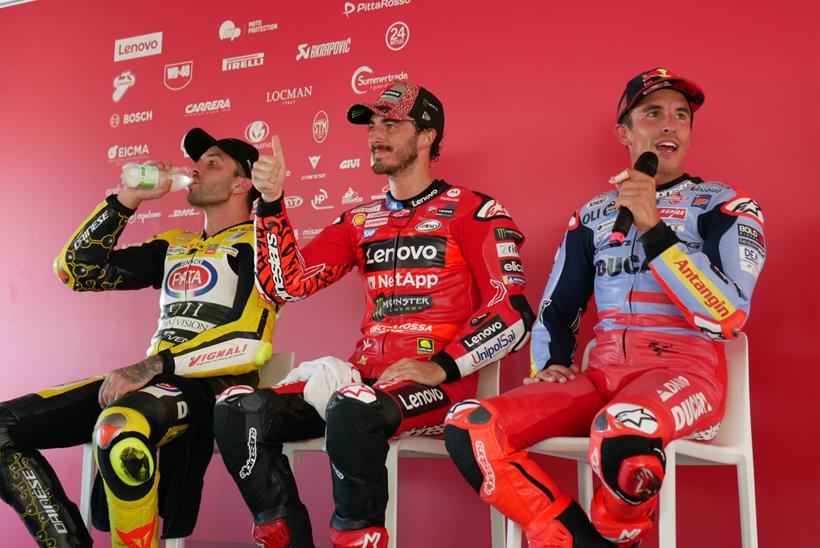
[[185, 99, 231, 116], [114, 32, 162, 62], [415, 220, 441, 232], [165, 261, 218, 297], [362, 236, 447, 272]]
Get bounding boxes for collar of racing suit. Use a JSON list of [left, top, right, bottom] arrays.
[[655, 173, 692, 192], [385, 179, 451, 210]]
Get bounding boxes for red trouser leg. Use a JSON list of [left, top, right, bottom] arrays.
[[587, 359, 726, 545], [445, 377, 606, 546]]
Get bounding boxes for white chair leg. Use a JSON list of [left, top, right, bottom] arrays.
[[490, 506, 506, 548], [577, 461, 594, 513], [164, 539, 185, 547], [385, 444, 399, 548], [505, 518, 522, 548], [658, 446, 677, 548], [737, 456, 759, 548], [80, 442, 95, 529]]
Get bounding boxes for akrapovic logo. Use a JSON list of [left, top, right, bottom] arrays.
[[461, 315, 508, 351], [114, 32, 163, 62], [296, 38, 351, 61], [362, 236, 447, 272]]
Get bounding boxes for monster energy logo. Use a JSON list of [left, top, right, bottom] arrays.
[[372, 294, 433, 321]]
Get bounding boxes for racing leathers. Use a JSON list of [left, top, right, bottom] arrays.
[[0, 195, 276, 548], [445, 175, 765, 546], [213, 179, 534, 547]]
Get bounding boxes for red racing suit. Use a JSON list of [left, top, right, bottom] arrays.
[[255, 179, 534, 391]]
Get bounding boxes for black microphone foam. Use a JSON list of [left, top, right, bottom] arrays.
[[609, 151, 659, 245]]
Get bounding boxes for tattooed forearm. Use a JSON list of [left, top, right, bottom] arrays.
[[121, 355, 164, 382]]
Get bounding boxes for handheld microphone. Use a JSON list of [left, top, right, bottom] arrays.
[[609, 151, 659, 246]]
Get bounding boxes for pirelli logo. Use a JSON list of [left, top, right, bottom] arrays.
[[662, 247, 736, 319]]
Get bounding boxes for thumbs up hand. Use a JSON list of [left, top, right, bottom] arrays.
[[252, 135, 287, 202]]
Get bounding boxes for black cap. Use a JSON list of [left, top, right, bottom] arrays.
[[347, 81, 444, 139], [184, 128, 259, 178], [617, 67, 705, 122]]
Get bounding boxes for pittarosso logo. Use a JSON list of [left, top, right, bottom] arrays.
[[222, 53, 264, 72], [185, 98, 231, 116], [245, 121, 270, 144], [265, 86, 313, 105], [110, 110, 153, 128], [296, 38, 351, 61], [114, 31, 162, 62], [343, 0, 411, 17], [351, 66, 408, 95], [107, 144, 149, 161]]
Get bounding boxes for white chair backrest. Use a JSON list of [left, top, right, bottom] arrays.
[[580, 339, 595, 371], [476, 360, 501, 399], [712, 332, 750, 447], [259, 351, 296, 387]]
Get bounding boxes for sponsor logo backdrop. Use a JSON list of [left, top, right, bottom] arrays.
[[0, 0, 815, 546]]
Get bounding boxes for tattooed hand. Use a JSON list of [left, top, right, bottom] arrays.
[[98, 355, 164, 407]]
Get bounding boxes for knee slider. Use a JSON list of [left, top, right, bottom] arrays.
[[590, 403, 666, 505], [326, 384, 382, 422], [94, 407, 156, 501]]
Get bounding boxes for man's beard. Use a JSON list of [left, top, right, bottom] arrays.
[[186, 183, 231, 207], [371, 136, 418, 176]]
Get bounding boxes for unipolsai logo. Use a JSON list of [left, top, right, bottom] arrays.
[[312, 110, 329, 143], [164, 61, 193, 91]]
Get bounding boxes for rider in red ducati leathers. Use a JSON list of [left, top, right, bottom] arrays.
[[445, 68, 766, 546], [212, 81, 535, 547]]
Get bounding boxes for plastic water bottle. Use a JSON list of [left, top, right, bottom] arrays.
[[121, 163, 192, 191]]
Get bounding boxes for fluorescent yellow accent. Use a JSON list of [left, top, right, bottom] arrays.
[[661, 246, 737, 320], [110, 437, 155, 486], [36, 376, 103, 398], [157, 424, 189, 447], [255, 341, 273, 366], [104, 473, 160, 548]]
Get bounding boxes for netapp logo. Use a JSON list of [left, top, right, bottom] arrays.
[[222, 53, 264, 71], [362, 236, 447, 272], [351, 66, 409, 95], [185, 98, 232, 116], [114, 32, 163, 62], [343, 0, 411, 17], [296, 38, 351, 61]]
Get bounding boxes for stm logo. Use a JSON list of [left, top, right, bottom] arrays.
[[312, 111, 329, 143]]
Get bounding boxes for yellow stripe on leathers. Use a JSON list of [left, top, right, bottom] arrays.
[[659, 245, 737, 320]]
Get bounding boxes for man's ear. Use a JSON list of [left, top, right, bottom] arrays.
[[614, 123, 630, 146]]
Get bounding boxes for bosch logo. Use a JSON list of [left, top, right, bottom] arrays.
[[165, 261, 218, 298]]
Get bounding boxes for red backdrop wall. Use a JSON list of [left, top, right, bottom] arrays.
[[0, 0, 816, 546]]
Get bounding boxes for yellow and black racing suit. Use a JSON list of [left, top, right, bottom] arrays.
[[0, 194, 276, 547]]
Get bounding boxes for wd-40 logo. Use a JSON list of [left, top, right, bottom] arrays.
[[164, 61, 193, 90], [245, 121, 270, 144], [112, 71, 135, 102], [114, 32, 162, 62]]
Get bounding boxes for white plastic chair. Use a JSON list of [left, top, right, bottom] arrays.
[[505, 333, 757, 548], [78, 351, 295, 547], [284, 360, 507, 548]]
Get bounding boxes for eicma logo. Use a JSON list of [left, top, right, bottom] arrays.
[[313, 110, 329, 143], [107, 144, 150, 161]]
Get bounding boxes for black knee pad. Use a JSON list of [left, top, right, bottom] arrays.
[[325, 384, 387, 453], [597, 433, 665, 504], [96, 431, 156, 502]]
